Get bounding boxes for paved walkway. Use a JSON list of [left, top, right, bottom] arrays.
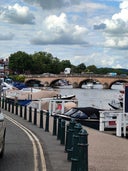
[[4, 111, 128, 171]]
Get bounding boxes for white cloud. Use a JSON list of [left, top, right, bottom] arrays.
[[0, 3, 35, 24], [31, 13, 88, 45]]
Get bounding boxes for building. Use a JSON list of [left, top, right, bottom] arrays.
[[0, 58, 9, 78]]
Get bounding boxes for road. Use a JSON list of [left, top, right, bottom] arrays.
[[0, 113, 46, 171]]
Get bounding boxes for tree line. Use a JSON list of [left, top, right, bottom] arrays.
[[9, 51, 128, 75]]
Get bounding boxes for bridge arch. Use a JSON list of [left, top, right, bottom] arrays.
[[108, 79, 128, 89], [25, 79, 43, 87]]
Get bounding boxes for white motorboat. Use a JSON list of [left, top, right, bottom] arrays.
[[86, 83, 94, 89]]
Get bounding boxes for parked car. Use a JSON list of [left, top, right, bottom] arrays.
[[0, 112, 6, 158]]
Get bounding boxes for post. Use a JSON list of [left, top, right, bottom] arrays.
[[20, 105, 22, 117], [0, 79, 2, 112], [15, 103, 18, 115], [67, 119, 76, 161], [78, 129, 88, 171], [53, 115, 57, 135], [29, 107, 32, 122], [45, 111, 49, 132], [40, 110, 44, 128], [71, 123, 82, 171], [57, 117, 62, 140], [24, 105, 27, 120], [34, 108, 37, 125], [99, 111, 105, 131], [60, 119, 66, 145], [116, 113, 122, 137]]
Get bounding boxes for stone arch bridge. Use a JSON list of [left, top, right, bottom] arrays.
[[25, 74, 128, 89]]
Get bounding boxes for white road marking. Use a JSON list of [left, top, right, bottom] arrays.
[[5, 114, 47, 171]]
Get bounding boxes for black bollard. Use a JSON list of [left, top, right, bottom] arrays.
[[53, 115, 57, 136], [65, 124, 69, 152], [15, 103, 18, 115], [29, 107, 32, 122], [60, 119, 66, 145], [45, 111, 49, 132], [78, 129, 88, 171], [12, 101, 14, 114], [34, 108, 37, 125], [67, 118, 76, 161], [2, 98, 4, 109], [20, 105, 23, 117], [24, 105, 27, 120], [5, 98, 7, 110], [71, 123, 82, 171], [57, 117, 62, 140], [40, 110, 44, 128], [8, 101, 11, 112]]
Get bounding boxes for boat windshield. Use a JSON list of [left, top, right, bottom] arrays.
[[71, 110, 88, 119], [64, 108, 78, 116]]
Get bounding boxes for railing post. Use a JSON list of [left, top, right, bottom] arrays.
[[99, 111, 105, 131]]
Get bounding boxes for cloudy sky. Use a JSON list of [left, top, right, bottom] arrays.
[[0, 0, 128, 68]]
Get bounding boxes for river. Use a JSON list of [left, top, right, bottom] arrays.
[[57, 84, 124, 110]]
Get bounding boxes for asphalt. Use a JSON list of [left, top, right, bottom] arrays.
[[4, 110, 128, 171]]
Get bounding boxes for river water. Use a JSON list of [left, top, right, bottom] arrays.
[[57, 84, 124, 110]]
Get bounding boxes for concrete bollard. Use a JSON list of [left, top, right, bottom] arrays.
[[60, 119, 66, 145], [78, 129, 88, 171], [53, 115, 57, 135], [40, 110, 44, 128], [45, 111, 49, 132], [71, 123, 82, 171]]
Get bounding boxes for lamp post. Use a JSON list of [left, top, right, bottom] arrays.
[[0, 79, 3, 113]]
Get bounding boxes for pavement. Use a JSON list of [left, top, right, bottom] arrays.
[[4, 110, 128, 171]]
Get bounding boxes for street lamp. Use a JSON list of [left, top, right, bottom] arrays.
[[0, 79, 3, 113]]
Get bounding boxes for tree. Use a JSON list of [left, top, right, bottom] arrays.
[[76, 63, 86, 73], [9, 51, 32, 74]]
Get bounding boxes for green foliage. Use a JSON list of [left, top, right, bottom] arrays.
[[9, 75, 25, 82]]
